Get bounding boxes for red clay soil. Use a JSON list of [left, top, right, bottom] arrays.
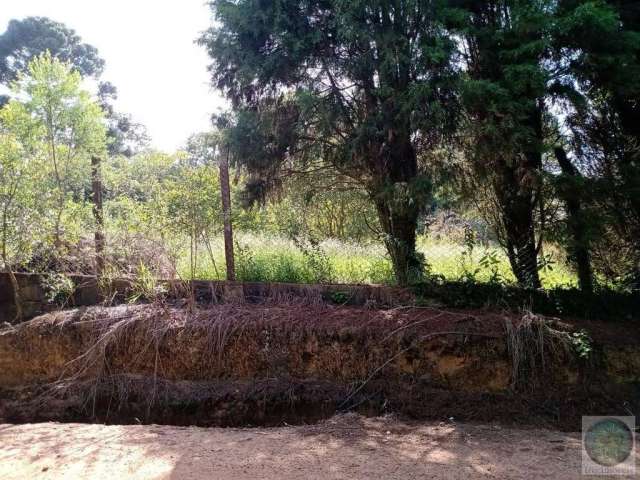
[[0, 303, 522, 389], [0, 303, 638, 431]]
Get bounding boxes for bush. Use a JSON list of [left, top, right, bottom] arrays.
[[413, 280, 640, 321], [41, 273, 75, 306]]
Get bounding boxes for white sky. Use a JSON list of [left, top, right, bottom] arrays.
[[1, 0, 228, 152]]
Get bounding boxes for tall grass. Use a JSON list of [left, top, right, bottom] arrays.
[[176, 233, 577, 288]]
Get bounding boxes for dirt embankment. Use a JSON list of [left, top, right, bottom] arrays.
[[0, 304, 638, 429]]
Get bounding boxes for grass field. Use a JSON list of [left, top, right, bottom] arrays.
[[176, 233, 577, 288]]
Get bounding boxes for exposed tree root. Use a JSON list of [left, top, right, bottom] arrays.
[[504, 312, 576, 390]]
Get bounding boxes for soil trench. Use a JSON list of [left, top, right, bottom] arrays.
[[0, 304, 638, 430]]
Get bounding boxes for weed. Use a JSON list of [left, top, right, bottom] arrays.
[[41, 273, 75, 306], [329, 291, 350, 304], [479, 250, 504, 284], [504, 313, 594, 390], [128, 263, 167, 303], [176, 233, 577, 288], [291, 235, 334, 284], [571, 329, 593, 359]]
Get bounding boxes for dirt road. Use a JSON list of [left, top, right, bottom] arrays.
[[0, 414, 635, 479]]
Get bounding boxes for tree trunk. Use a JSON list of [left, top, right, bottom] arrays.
[[374, 198, 421, 286], [2, 256, 22, 323], [496, 101, 544, 290], [495, 162, 542, 290], [2, 210, 22, 322], [503, 211, 541, 289], [220, 147, 235, 281], [7, 268, 22, 323], [91, 156, 105, 280], [371, 134, 424, 286], [554, 147, 593, 293]]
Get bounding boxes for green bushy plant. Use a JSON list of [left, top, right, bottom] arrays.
[[127, 263, 167, 303], [42, 273, 75, 306]]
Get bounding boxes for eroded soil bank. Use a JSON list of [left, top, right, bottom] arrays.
[[0, 304, 638, 430]]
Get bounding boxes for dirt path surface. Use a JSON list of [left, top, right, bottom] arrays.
[[0, 414, 635, 479]]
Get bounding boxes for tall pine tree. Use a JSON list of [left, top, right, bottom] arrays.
[[199, 0, 459, 285]]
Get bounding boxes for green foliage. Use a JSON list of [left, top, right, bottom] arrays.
[[0, 16, 146, 157], [291, 236, 334, 284], [164, 162, 222, 237], [571, 329, 593, 360], [0, 16, 104, 85], [450, 0, 560, 289], [199, 0, 459, 285], [2, 3, 640, 310], [554, 0, 640, 287], [478, 251, 505, 285], [177, 232, 574, 288], [41, 272, 75, 306], [414, 280, 639, 322], [0, 53, 107, 265], [127, 263, 167, 303], [233, 237, 335, 284], [457, 227, 508, 285], [329, 291, 350, 304], [263, 174, 379, 243], [0, 128, 36, 267]]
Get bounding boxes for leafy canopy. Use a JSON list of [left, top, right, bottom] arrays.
[[0, 16, 104, 84], [199, 0, 458, 189], [0, 52, 107, 250]]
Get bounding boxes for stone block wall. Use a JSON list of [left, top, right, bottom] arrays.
[[0, 272, 413, 323], [0, 273, 99, 322]]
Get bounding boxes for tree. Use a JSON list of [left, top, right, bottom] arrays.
[[0, 16, 104, 82], [97, 81, 150, 157], [185, 128, 235, 280], [0, 16, 104, 106], [91, 155, 106, 279], [199, 0, 458, 286], [1, 92, 52, 316], [2, 53, 107, 253], [0, 130, 30, 320], [184, 131, 218, 167], [182, 131, 225, 278], [0, 17, 149, 158], [553, 0, 640, 287], [165, 159, 223, 279], [450, 1, 559, 289], [269, 174, 379, 242], [552, 146, 593, 292], [218, 144, 236, 281]]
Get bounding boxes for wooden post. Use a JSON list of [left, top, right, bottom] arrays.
[[219, 146, 236, 281], [91, 156, 105, 279]]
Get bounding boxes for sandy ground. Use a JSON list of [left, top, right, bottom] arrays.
[[0, 414, 636, 480]]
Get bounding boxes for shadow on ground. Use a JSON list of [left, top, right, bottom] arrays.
[[2, 414, 631, 480]]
